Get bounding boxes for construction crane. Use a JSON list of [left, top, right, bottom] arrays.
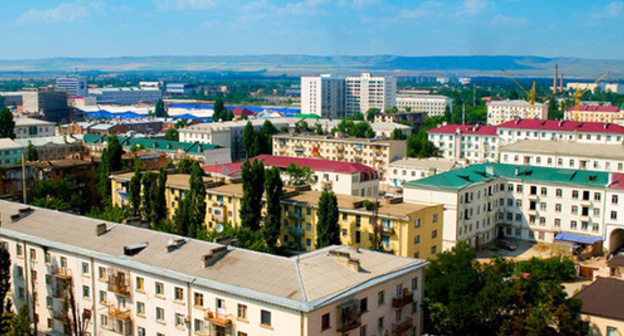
[[501, 69, 535, 108], [572, 71, 609, 106]]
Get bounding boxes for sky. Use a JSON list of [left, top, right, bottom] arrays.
[[2, 0, 624, 60]]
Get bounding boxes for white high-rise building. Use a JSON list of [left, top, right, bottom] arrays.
[[56, 76, 87, 97], [300, 74, 345, 119], [346, 73, 396, 117]]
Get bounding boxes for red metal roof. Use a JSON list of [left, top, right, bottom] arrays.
[[427, 124, 498, 135], [232, 107, 254, 117], [497, 119, 624, 134], [565, 105, 620, 113], [608, 173, 624, 190], [203, 155, 377, 176]]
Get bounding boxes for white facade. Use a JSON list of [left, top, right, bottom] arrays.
[[427, 125, 499, 164], [88, 88, 162, 104], [345, 73, 397, 117], [14, 117, 56, 139], [566, 82, 624, 94], [300, 75, 345, 119], [395, 95, 452, 117], [497, 125, 624, 147], [486, 100, 548, 126], [387, 158, 462, 187], [56, 76, 87, 97], [1, 201, 426, 336]]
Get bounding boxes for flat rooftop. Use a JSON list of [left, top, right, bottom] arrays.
[[390, 158, 461, 170], [500, 140, 624, 160], [273, 134, 398, 145], [0, 201, 425, 311]]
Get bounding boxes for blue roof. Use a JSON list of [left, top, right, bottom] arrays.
[[554, 233, 603, 245]]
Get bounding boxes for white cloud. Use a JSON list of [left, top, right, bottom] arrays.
[[351, 0, 382, 7], [235, 0, 327, 22], [491, 14, 529, 25], [459, 0, 491, 16], [592, 1, 624, 18], [154, 0, 217, 11], [383, 1, 442, 24], [18, 1, 105, 24]]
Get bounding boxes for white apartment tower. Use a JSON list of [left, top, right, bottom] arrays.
[[56, 76, 88, 97], [301, 74, 345, 119], [346, 73, 397, 117]]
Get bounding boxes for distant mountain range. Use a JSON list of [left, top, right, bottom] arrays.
[[0, 55, 622, 79]]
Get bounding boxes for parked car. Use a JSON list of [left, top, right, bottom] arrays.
[[496, 239, 517, 251]]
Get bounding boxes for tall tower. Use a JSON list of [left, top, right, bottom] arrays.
[[553, 64, 558, 94]]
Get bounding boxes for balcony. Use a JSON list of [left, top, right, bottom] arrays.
[[294, 146, 305, 153], [52, 266, 72, 280], [289, 227, 305, 237], [205, 309, 233, 326], [392, 290, 414, 308], [107, 306, 132, 336], [527, 194, 539, 200], [392, 317, 413, 335], [336, 316, 361, 333], [109, 306, 132, 320], [288, 212, 304, 220], [107, 270, 131, 296], [337, 301, 361, 334], [382, 225, 395, 235]]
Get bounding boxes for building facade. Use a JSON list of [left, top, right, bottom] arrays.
[[387, 158, 462, 188], [395, 95, 452, 117], [301, 75, 346, 119], [486, 100, 548, 125], [56, 76, 88, 97], [21, 87, 69, 121], [14, 117, 56, 139], [564, 105, 622, 123], [374, 112, 427, 132], [345, 73, 396, 117], [0, 138, 24, 166], [497, 119, 624, 146], [573, 278, 624, 336], [1, 201, 426, 336], [272, 134, 407, 180], [16, 136, 84, 161], [427, 124, 499, 163], [88, 87, 162, 104]]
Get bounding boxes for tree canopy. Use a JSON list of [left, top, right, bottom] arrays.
[[263, 166, 283, 252], [285, 163, 317, 186], [240, 159, 265, 231], [316, 190, 340, 249], [0, 108, 15, 139], [154, 99, 167, 118]]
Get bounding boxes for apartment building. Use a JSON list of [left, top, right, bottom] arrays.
[[573, 278, 624, 336], [605, 174, 624, 254], [564, 105, 622, 123], [486, 100, 548, 126], [203, 155, 380, 197], [374, 112, 426, 132], [387, 158, 462, 187], [427, 124, 498, 163], [301, 74, 346, 119], [499, 140, 624, 173], [110, 174, 443, 259], [404, 163, 612, 251], [21, 87, 70, 122], [14, 117, 56, 139], [345, 73, 396, 117], [566, 82, 624, 94], [88, 87, 162, 104], [56, 76, 87, 97], [0, 138, 24, 166], [395, 94, 452, 117], [497, 119, 624, 146], [1, 201, 426, 336], [272, 134, 407, 180]]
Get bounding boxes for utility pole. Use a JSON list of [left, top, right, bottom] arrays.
[[473, 84, 476, 107], [22, 152, 26, 204], [462, 104, 466, 125]]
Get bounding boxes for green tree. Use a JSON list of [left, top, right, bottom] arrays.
[[347, 111, 365, 121], [204, 223, 269, 253], [242, 122, 255, 158], [177, 158, 200, 174], [154, 99, 167, 118], [25, 143, 38, 161], [391, 128, 407, 140], [30, 180, 88, 213], [316, 190, 340, 248], [407, 131, 440, 158], [285, 163, 317, 186], [96, 135, 124, 202], [0, 108, 15, 139], [548, 98, 563, 120], [140, 172, 158, 224], [186, 164, 207, 238], [240, 159, 265, 231], [366, 108, 381, 121], [0, 243, 11, 326], [313, 122, 325, 135], [6, 305, 33, 336], [174, 196, 192, 237], [85, 205, 132, 223], [225, 109, 234, 121], [263, 167, 283, 251], [153, 168, 168, 226], [213, 98, 226, 122], [164, 128, 179, 141], [128, 159, 142, 215]]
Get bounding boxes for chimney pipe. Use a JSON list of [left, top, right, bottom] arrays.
[[96, 223, 107, 236], [553, 64, 558, 94]]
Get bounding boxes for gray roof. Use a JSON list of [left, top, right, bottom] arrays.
[[14, 117, 55, 127], [0, 138, 23, 150], [500, 140, 624, 160], [15, 136, 80, 147], [0, 201, 425, 312], [390, 158, 462, 170]]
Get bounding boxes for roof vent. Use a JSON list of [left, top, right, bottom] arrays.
[[10, 207, 34, 222], [202, 246, 229, 268], [329, 250, 350, 261], [166, 237, 188, 252], [347, 258, 361, 272], [589, 175, 597, 183], [96, 223, 108, 236], [124, 242, 148, 256]]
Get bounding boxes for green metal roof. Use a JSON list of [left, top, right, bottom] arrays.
[[403, 163, 610, 191], [294, 114, 322, 120], [82, 134, 218, 155]]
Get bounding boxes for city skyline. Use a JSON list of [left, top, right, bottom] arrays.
[[3, 0, 624, 60]]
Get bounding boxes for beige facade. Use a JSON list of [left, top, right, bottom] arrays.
[[395, 94, 452, 117], [272, 134, 406, 180], [486, 100, 548, 126], [1, 201, 426, 336]]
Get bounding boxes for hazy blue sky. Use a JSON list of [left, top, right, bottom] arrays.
[[3, 0, 623, 60]]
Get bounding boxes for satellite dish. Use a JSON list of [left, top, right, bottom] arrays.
[[166, 237, 174, 246], [215, 224, 224, 233], [222, 167, 228, 175]]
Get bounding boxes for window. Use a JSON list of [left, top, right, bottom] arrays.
[[101, 314, 108, 327], [99, 290, 106, 303], [540, 187, 547, 196], [593, 224, 600, 232], [613, 195, 619, 204], [432, 230, 437, 238], [595, 192, 601, 201], [607, 326, 618, 336], [45, 252, 51, 264], [360, 325, 367, 336], [432, 214, 438, 223], [46, 296, 53, 308], [612, 211, 618, 220], [82, 285, 90, 299], [360, 298, 368, 313], [136, 277, 144, 291], [30, 248, 36, 261], [582, 222, 589, 231], [82, 262, 89, 275], [238, 304, 247, 319], [378, 317, 384, 330], [412, 277, 419, 290], [571, 206, 578, 215], [174, 287, 183, 301], [378, 290, 385, 306], [156, 307, 165, 322], [414, 219, 421, 228], [16, 244, 22, 257], [594, 209, 600, 216], [137, 327, 146, 336], [137, 302, 145, 315], [555, 219, 561, 228], [540, 203, 547, 211], [322, 313, 331, 330], [155, 282, 164, 296], [431, 246, 437, 254], [571, 221, 578, 229], [48, 318, 54, 329], [414, 235, 420, 244], [555, 204, 562, 212], [175, 313, 184, 327], [572, 190, 579, 199], [194, 293, 204, 307], [98, 267, 106, 280], [194, 319, 204, 333], [261, 310, 272, 327]]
